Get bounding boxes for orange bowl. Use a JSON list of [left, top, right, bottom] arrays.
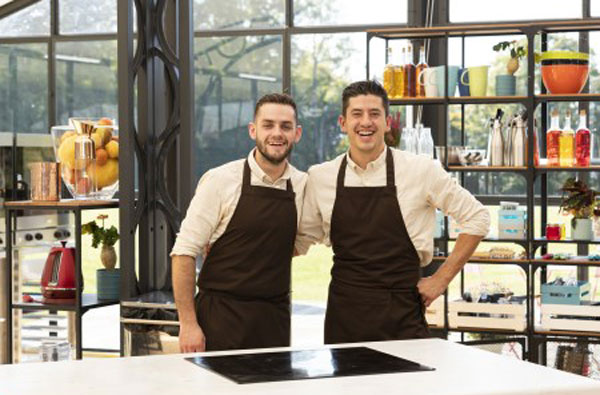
[[539, 51, 589, 94]]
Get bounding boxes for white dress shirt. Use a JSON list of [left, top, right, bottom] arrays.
[[170, 149, 307, 258], [296, 147, 490, 266]]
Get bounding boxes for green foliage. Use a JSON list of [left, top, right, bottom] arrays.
[[559, 177, 599, 220], [492, 40, 527, 59], [82, 215, 119, 248]]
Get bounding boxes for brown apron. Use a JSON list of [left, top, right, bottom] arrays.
[[196, 159, 297, 351], [324, 147, 429, 344]]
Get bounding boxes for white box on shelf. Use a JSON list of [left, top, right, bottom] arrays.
[[448, 300, 526, 331], [425, 296, 444, 328], [540, 303, 600, 332], [498, 208, 526, 240]]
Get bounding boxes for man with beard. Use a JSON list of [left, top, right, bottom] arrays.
[[296, 81, 490, 344], [171, 93, 306, 352]]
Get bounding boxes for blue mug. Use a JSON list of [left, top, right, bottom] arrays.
[[434, 65, 459, 97], [458, 67, 470, 96]]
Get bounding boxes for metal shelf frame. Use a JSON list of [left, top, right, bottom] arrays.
[[366, 14, 600, 362], [3, 200, 119, 362]]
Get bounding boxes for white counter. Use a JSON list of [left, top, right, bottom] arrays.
[[1, 338, 599, 394]]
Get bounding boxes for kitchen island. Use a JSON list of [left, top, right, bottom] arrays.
[[1, 338, 599, 394]]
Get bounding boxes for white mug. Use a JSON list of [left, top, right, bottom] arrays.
[[419, 68, 438, 97]]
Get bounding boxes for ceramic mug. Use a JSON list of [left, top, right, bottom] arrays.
[[418, 67, 438, 97], [458, 67, 470, 96], [431, 65, 459, 97], [460, 65, 489, 96]]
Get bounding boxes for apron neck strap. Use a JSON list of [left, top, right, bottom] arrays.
[[337, 147, 395, 188], [243, 159, 294, 192], [385, 147, 395, 187]]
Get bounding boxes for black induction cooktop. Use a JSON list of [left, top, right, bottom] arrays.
[[186, 346, 434, 384]]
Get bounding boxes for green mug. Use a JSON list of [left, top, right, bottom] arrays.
[[460, 65, 489, 97]]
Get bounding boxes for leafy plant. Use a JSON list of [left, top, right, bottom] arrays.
[[493, 40, 527, 75], [82, 214, 119, 248], [559, 178, 599, 227]]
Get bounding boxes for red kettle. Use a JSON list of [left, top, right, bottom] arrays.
[[41, 241, 78, 303]]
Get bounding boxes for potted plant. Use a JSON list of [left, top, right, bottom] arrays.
[[82, 214, 120, 300], [559, 177, 599, 241], [492, 40, 526, 96]]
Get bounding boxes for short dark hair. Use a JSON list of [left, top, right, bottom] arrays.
[[341, 80, 389, 117], [254, 93, 298, 122]]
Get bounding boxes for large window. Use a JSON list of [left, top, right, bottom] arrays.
[[193, 0, 285, 30], [0, 0, 49, 37], [194, 35, 282, 176], [449, 0, 582, 23], [0, 43, 48, 133]]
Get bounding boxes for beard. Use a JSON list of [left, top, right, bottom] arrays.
[[256, 138, 294, 164]]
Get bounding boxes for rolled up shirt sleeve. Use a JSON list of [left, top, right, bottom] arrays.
[[426, 162, 490, 237], [295, 167, 326, 255], [170, 170, 222, 258]]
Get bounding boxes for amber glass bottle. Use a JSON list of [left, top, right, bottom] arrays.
[[415, 45, 428, 98], [403, 44, 416, 97]]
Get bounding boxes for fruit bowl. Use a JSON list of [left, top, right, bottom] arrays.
[[538, 51, 589, 94], [51, 117, 119, 200]]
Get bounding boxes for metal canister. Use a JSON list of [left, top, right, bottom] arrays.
[[511, 115, 527, 167], [488, 118, 504, 166], [73, 122, 97, 199], [29, 162, 61, 201]]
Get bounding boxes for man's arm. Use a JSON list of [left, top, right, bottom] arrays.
[[172, 255, 205, 352], [418, 233, 482, 306], [418, 161, 490, 306], [170, 169, 223, 352], [295, 168, 326, 255]]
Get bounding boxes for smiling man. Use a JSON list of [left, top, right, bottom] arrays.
[[171, 93, 306, 352], [296, 80, 490, 344]]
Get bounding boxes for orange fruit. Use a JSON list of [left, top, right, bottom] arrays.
[[96, 148, 108, 166], [98, 117, 113, 126]]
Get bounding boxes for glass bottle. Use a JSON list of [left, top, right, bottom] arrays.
[[393, 48, 405, 99], [415, 45, 428, 98], [418, 126, 434, 158], [575, 109, 591, 167], [546, 109, 561, 167], [383, 47, 395, 99], [403, 43, 416, 97], [559, 110, 575, 167]]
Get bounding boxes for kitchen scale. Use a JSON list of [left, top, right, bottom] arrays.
[[186, 346, 434, 384]]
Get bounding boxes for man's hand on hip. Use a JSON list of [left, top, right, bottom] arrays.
[[179, 322, 206, 353], [417, 276, 447, 307]]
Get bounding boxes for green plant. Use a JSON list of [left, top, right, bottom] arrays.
[[559, 178, 599, 228], [493, 40, 527, 75], [82, 214, 119, 248]]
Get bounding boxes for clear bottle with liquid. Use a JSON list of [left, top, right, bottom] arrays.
[[415, 45, 428, 98], [403, 44, 416, 97], [559, 110, 575, 167], [546, 109, 561, 167], [393, 48, 405, 99], [383, 47, 396, 98], [575, 109, 591, 167]]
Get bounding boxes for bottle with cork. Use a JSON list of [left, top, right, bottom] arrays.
[[393, 47, 405, 99], [383, 47, 396, 99], [559, 110, 575, 167], [403, 43, 416, 97], [575, 109, 591, 167], [415, 45, 428, 98], [546, 109, 561, 167]]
